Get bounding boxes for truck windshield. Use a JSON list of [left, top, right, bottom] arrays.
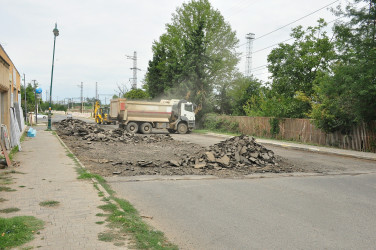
[[184, 104, 193, 112]]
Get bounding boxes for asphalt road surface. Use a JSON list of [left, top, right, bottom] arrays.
[[107, 133, 376, 249]]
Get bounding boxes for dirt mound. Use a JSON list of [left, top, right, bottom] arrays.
[[161, 135, 280, 170], [56, 119, 173, 143]]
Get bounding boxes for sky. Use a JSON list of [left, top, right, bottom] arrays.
[[0, 0, 344, 104]]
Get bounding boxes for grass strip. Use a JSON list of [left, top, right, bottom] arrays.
[[55, 131, 178, 249], [0, 216, 44, 249]]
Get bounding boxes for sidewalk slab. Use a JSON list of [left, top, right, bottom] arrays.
[[205, 132, 376, 161], [0, 127, 124, 249]]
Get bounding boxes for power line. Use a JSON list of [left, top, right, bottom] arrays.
[[237, 0, 340, 48]]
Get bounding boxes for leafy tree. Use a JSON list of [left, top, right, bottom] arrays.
[[228, 74, 262, 115], [145, 0, 239, 118], [124, 89, 150, 100], [312, 0, 376, 132], [267, 19, 336, 118], [20, 83, 39, 115]]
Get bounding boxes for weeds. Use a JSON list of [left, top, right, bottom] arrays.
[[0, 186, 16, 192], [0, 207, 20, 213], [0, 216, 44, 249], [39, 200, 60, 207]]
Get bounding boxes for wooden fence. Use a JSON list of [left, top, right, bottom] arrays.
[[219, 116, 376, 153]]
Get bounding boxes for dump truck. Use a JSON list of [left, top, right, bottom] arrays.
[[110, 98, 195, 134]]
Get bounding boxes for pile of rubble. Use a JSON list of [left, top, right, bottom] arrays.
[[56, 119, 173, 143], [160, 135, 280, 171]]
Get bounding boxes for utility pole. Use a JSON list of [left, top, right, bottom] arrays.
[[23, 74, 27, 121], [126, 51, 141, 89], [80, 82, 83, 113], [245, 33, 255, 77], [95, 82, 98, 101], [32, 80, 37, 124]]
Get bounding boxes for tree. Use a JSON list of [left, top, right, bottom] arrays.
[[124, 89, 150, 100], [145, 0, 239, 118], [267, 19, 336, 118], [227, 74, 262, 115], [312, 0, 376, 132]]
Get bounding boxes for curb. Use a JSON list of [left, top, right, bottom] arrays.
[[53, 130, 114, 198], [204, 132, 376, 162]]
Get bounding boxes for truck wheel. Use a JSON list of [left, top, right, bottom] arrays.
[[126, 122, 139, 133], [177, 123, 188, 134], [167, 129, 176, 134], [140, 123, 152, 134]]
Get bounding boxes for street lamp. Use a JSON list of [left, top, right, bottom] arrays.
[[47, 23, 59, 130]]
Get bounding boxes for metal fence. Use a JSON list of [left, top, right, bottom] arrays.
[[219, 116, 376, 153]]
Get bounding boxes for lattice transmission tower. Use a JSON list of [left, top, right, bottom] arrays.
[[245, 33, 255, 77], [126, 51, 141, 89]]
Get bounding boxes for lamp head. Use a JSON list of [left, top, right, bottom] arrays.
[[53, 23, 59, 37]]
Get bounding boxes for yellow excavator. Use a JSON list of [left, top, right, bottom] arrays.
[[94, 101, 114, 125]]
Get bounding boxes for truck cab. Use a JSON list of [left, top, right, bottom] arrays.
[[170, 100, 196, 134]]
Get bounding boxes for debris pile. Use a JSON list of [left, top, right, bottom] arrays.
[[56, 119, 173, 143], [161, 135, 282, 172]]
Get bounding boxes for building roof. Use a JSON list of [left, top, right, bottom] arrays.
[[0, 43, 20, 76]]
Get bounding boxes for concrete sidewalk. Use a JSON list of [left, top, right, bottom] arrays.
[[205, 132, 376, 161], [0, 127, 123, 249]]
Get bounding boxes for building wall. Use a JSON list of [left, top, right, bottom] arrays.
[[0, 44, 21, 132]]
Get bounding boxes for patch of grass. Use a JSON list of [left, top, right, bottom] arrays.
[[0, 198, 8, 202], [39, 200, 60, 207], [0, 176, 13, 185], [98, 231, 123, 242], [0, 186, 16, 192], [98, 203, 118, 213], [0, 216, 44, 249], [96, 221, 105, 225], [8, 146, 19, 161], [98, 191, 104, 197], [0, 207, 20, 213], [19, 185, 26, 188], [96, 213, 109, 217]]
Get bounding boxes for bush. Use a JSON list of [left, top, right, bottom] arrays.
[[202, 114, 239, 134]]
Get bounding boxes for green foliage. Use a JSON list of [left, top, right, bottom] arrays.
[[124, 89, 150, 100], [266, 19, 336, 118], [202, 113, 239, 133], [269, 118, 281, 138], [228, 74, 262, 115], [0, 216, 44, 249], [311, 0, 376, 132], [145, 0, 239, 117]]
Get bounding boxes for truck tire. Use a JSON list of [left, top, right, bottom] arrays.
[[177, 123, 188, 134], [140, 123, 152, 134], [167, 129, 176, 134], [126, 122, 139, 133]]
